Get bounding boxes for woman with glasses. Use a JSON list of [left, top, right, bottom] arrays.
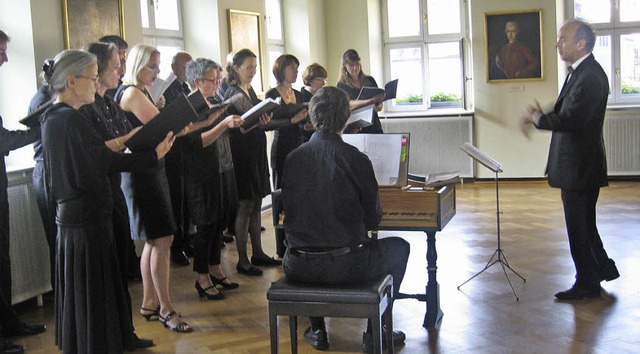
[[223, 49, 279, 276], [337, 49, 385, 134], [300, 63, 328, 141], [266, 54, 308, 189], [40, 49, 174, 352], [183, 58, 243, 300], [116, 44, 192, 333]]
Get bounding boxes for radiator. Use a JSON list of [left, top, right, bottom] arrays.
[[381, 115, 474, 178], [604, 112, 640, 176], [7, 169, 51, 305]]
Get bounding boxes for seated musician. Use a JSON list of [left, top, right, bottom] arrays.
[[281, 86, 410, 352]]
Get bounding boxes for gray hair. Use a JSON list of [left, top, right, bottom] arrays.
[[42, 49, 97, 94], [122, 44, 159, 85], [309, 86, 351, 133], [186, 58, 221, 89], [569, 18, 596, 52]]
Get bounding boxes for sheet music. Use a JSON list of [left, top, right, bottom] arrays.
[[343, 134, 403, 185], [460, 142, 502, 172], [147, 72, 177, 104]]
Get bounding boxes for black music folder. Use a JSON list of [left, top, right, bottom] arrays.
[[188, 91, 230, 122], [19, 99, 54, 127], [356, 79, 398, 101], [124, 93, 199, 152], [240, 96, 282, 129]]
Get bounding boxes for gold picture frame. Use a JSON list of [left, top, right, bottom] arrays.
[[228, 9, 263, 92], [485, 9, 543, 82], [61, 0, 125, 49]]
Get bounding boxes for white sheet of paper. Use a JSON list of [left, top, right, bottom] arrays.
[[342, 134, 402, 186]]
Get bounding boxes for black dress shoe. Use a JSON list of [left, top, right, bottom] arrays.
[[303, 327, 329, 351], [555, 284, 601, 301], [250, 255, 282, 267], [236, 264, 263, 276], [1, 321, 46, 338], [599, 261, 620, 282], [0, 339, 24, 354], [222, 234, 234, 243], [171, 249, 190, 266], [361, 328, 405, 353], [210, 275, 240, 290], [126, 334, 155, 351]]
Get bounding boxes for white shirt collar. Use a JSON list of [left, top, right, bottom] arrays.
[[570, 53, 591, 71]]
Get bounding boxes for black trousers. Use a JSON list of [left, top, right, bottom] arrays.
[[283, 237, 410, 330], [32, 161, 57, 289], [561, 187, 612, 285], [192, 222, 224, 274]]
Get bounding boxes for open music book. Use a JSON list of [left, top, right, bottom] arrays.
[[425, 172, 460, 188], [238, 96, 282, 129], [345, 104, 374, 130], [460, 142, 502, 173], [147, 72, 176, 104], [356, 79, 398, 101], [342, 133, 409, 186]]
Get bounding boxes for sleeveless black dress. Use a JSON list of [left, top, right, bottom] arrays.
[[116, 85, 177, 240]]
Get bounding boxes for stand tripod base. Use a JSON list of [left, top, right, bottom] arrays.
[[457, 248, 526, 301]]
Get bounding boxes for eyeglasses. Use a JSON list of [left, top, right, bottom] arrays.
[[76, 75, 99, 83], [314, 77, 328, 84], [202, 77, 221, 84], [240, 65, 257, 71]]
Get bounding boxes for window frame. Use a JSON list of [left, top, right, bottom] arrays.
[[572, 0, 640, 106], [140, 0, 185, 65], [381, 0, 468, 113]]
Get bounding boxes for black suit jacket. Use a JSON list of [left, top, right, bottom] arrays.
[[537, 54, 609, 191]]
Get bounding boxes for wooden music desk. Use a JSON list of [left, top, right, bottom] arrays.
[[377, 184, 456, 328]]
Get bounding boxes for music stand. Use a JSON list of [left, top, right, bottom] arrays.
[[457, 143, 525, 301]]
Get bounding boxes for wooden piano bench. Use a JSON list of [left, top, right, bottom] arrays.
[[266, 274, 394, 354]]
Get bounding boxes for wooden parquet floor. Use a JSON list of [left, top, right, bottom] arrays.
[[11, 181, 640, 353]]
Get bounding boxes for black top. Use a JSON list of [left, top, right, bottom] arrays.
[[163, 80, 190, 106], [41, 103, 156, 224], [80, 93, 133, 141], [265, 87, 305, 188], [299, 87, 315, 142], [337, 76, 384, 134], [282, 130, 381, 249], [224, 85, 271, 200]]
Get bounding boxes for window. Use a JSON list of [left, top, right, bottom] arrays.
[[265, 0, 284, 89], [382, 0, 466, 111], [140, 0, 184, 79], [573, 0, 640, 105]]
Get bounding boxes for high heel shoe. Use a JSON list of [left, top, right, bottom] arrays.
[[159, 311, 193, 333], [195, 281, 225, 300], [210, 275, 240, 290], [140, 306, 160, 321]]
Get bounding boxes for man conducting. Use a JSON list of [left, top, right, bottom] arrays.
[[281, 86, 409, 352]]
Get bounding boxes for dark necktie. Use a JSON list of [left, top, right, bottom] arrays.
[[560, 66, 574, 94]]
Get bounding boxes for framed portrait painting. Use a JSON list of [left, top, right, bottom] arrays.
[[485, 10, 543, 82], [62, 0, 125, 49], [228, 9, 264, 92]]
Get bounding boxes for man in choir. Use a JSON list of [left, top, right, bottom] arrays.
[[281, 86, 410, 352], [163, 51, 193, 266], [0, 28, 46, 354], [523, 19, 619, 300]]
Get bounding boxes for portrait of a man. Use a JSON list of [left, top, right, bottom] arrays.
[[486, 11, 543, 82]]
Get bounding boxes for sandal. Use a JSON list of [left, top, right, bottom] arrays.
[[140, 306, 160, 321], [210, 275, 240, 290], [159, 311, 193, 333]]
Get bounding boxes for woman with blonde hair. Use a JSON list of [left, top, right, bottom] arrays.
[[116, 44, 192, 333]]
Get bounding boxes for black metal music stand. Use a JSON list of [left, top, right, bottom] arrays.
[[457, 143, 525, 301]]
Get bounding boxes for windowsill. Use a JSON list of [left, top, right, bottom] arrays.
[[379, 107, 473, 118], [606, 104, 640, 111]]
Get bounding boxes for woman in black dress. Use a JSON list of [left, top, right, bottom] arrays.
[[336, 49, 385, 134], [80, 42, 153, 349], [223, 49, 280, 276], [265, 54, 308, 189], [116, 44, 191, 333], [40, 49, 173, 353], [183, 58, 243, 299]]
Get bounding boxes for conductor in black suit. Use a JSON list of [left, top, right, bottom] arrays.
[[523, 19, 619, 300]]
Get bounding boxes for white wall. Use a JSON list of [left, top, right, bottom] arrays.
[[182, 0, 222, 63], [469, 0, 560, 178]]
